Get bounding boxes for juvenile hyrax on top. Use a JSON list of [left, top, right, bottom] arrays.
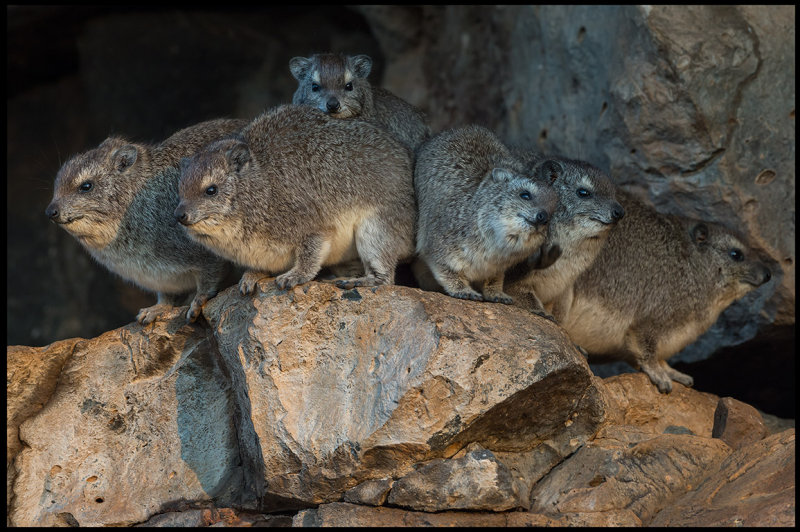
[[414, 125, 558, 306], [45, 118, 247, 324], [558, 190, 772, 393], [175, 104, 416, 294], [504, 151, 625, 321], [289, 53, 430, 152]]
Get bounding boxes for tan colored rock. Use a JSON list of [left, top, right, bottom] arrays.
[[202, 281, 608, 507], [712, 396, 769, 449], [601, 372, 720, 436], [386, 449, 523, 512], [8, 310, 243, 527], [529, 425, 732, 522], [292, 501, 642, 527], [343, 478, 393, 506], [651, 429, 795, 527]]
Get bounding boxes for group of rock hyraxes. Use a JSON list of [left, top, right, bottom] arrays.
[[46, 52, 772, 394]]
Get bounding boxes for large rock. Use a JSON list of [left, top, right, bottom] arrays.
[[651, 429, 795, 527], [8, 311, 243, 527], [202, 280, 607, 507]]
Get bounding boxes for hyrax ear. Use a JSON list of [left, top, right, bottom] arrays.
[[491, 168, 515, 182], [112, 145, 138, 173], [538, 160, 563, 184], [225, 142, 251, 173], [289, 56, 312, 80], [691, 222, 709, 248], [350, 54, 372, 78]]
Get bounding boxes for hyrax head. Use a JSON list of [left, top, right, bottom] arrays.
[[478, 167, 559, 247], [289, 53, 373, 119], [175, 137, 252, 237], [45, 137, 144, 249], [536, 158, 625, 238], [688, 221, 772, 303]]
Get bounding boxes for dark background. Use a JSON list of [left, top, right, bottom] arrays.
[[7, 6, 794, 418]]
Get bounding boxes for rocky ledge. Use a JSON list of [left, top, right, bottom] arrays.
[[6, 281, 795, 527]]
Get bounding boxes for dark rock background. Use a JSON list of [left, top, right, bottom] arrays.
[[6, 6, 794, 417]]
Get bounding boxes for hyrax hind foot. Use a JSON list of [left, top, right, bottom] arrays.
[[239, 270, 270, 295], [660, 360, 694, 388], [335, 273, 390, 290], [136, 303, 174, 325]]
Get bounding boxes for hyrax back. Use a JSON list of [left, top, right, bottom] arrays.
[[176, 104, 416, 294], [504, 150, 625, 321], [45, 118, 247, 324], [414, 125, 558, 306], [559, 190, 772, 393], [289, 53, 430, 152]]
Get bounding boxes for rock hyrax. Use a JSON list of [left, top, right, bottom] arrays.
[[414, 125, 558, 307], [505, 151, 625, 321], [45, 118, 247, 324], [175, 104, 416, 294], [289, 52, 430, 152], [558, 190, 772, 393]]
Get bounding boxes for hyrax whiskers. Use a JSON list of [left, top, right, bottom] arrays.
[[558, 190, 772, 393], [504, 151, 625, 321], [414, 125, 558, 306], [289, 53, 430, 153], [175, 104, 416, 294], [45, 118, 247, 324]]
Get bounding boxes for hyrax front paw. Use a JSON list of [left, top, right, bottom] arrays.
[[136, 303, 173, 325], [185, 295, 210, 323], [239, 271, 268, 295], [275, 270, 312, 290], [482, 291, 513, 304], [449, 289, 484, 302]]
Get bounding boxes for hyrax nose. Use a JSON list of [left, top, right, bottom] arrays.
[[174, 205, 188, 226], [532, 210, 549, 226], [326, 98, 340, 113], [611, 203, 625, 221], [45, 203, 59, 220]]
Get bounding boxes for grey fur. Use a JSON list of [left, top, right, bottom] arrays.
[[175, 104, 416, 295], [45, 118, 247, 324], [558, 190, 772, 393], [414, 125, 558, 306], [505, 150, 625, 321], [289, 53, 430, 153]]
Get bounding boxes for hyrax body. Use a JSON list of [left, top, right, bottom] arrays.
[[290, 53, 430, 153], [504, 151, 625, 321], [414, 125, 558, 306], [175, 104, 416, 294], [558, 190, 772, 393], [45, 118, 247, 324]]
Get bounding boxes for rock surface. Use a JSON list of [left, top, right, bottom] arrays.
[[7, 284, 793, 527]]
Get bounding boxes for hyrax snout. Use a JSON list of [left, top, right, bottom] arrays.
[[176, 104, 416, 295], [46, 118, 246, 324], [414, 125, 558, 305], [504, 151, 625, 321], [289, 52, 430, 152], [559, 190, 773, 393]]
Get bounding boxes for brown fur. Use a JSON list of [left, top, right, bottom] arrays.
[[176, 105, 416, 294], [559, 190, 772, 393], [45, 118, 247, 324]]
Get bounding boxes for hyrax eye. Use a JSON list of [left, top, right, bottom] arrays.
[[205, 185, 218, 196], [345, 82, 353, 91], [577, 188, 591, 198], [729, 248, 744, 261], [520, 191, 532, 200], [311, 83, 320, 92], [78, 181, 93, 192]]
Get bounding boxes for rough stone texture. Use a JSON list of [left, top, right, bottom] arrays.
[[386, 449, 523, 512], [651, 429, 795, 527], [8, 309, 243, 527], [712, 396, 769, 449], [293, 502, 643, 527], [343, 478, 394, 507], [135, 507, 293, 527], [202, 281, 607, 508], [601, 372, 720, 436], [529, 426, 733, 522]]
